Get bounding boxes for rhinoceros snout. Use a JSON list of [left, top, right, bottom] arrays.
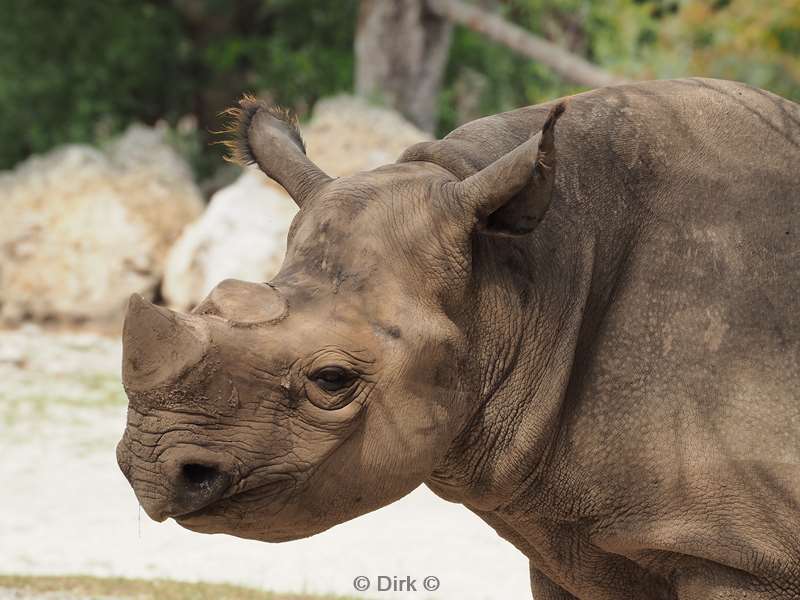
[[123, 446, 236, 522]]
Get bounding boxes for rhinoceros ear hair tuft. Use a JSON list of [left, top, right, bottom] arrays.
[[217, 94, 306, 166], [214, 94, 330, 207]]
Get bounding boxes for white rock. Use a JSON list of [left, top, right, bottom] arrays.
[[304, 94, 434, 175], [161, 170, 297, 310], [0, 125, 203, 324], [162, 96, 431, 310]]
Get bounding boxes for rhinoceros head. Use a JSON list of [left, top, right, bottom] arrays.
[[117, 96, 565, 541]]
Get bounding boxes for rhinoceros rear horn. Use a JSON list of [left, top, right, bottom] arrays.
[[122, 294, 211, 393], [220, 95, 332, 207], [454, 101, 567, 236]]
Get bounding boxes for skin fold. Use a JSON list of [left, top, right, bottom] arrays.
[[117, 78, 800, 599]]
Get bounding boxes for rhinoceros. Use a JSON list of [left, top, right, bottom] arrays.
[[117, 78, 800, 599]]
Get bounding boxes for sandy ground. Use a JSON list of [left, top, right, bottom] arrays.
[[0, 592, 117, 600], [0, 588, 120, 600], [0, 326, 530, 600], [0, 591, 122, 600]]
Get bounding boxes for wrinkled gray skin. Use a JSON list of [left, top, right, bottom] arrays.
[[117, 78, 800, 599]]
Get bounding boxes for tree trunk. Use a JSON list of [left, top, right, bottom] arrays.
[[427, 0, 625, 88], [355, 0, 452, 132]]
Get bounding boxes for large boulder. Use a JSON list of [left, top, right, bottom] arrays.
[[0, 125, 203, 324], [162, 96, 431, 310], [160, 171, 297, 311]]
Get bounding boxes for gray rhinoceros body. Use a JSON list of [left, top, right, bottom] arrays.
[[406, 77, 800, 598], [118, 78, 800, 599]]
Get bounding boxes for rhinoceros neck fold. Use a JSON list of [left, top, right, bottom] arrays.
[[427, 229, 600, 512]]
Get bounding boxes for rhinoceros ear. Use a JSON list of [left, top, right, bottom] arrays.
[[453, 101, 566, 237], [220, 95, 332, 207]]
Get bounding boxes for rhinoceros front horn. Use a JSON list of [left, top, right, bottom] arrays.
[[122, 294, 211, 393]]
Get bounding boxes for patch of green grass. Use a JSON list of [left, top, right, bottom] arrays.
[[0, 371, 126, 425], [74, 373, 127, 405], [0, 574, 365, 600]]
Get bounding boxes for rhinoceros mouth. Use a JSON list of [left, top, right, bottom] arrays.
[[174, 476, 294, 523]]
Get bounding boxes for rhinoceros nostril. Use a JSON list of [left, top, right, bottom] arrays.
[[129, 452, 234, 521], [181, 463, 221, 488]]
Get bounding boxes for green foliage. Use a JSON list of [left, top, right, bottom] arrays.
[[0, 1, 187, 169], [0, 0, 357, 172], [637, 0, 800, 102], [440, 0, 800, 135]]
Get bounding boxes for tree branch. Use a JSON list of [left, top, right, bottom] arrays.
[[426, 0, 626, 88]]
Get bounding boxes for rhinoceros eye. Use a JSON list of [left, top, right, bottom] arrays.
[[310, 366, 356, 393]]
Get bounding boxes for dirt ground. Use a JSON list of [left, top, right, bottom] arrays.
[[0, 574, 358, 600], [0, 325, 529, 600]]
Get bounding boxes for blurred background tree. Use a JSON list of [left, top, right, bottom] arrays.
[[1, 0, 798, 178], [0, 0, 357, 175]]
